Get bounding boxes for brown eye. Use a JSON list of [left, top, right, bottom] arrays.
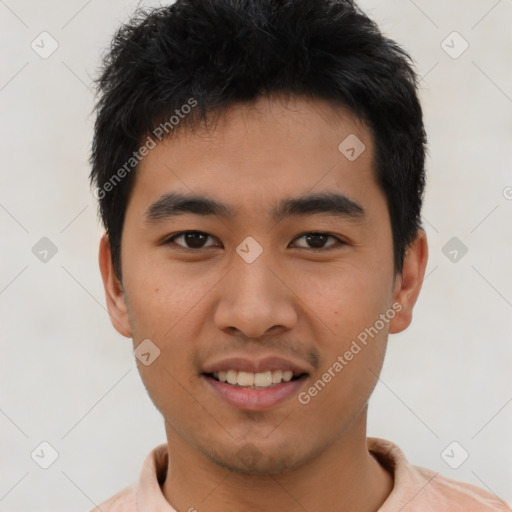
[[166, 231, 217, 249], [292, 232, 343, 250]]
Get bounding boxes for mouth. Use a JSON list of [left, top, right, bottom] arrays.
[[203, 369, 308, 389], [201, 364, 309, 411], [200, 356, 311, 410]]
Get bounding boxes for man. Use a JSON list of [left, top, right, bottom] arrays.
[[89, 0, 510, 510]]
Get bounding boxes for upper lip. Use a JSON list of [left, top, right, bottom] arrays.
[[201, 356, 310, 376]]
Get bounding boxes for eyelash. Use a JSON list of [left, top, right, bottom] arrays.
[[163, 231, 347, 252]]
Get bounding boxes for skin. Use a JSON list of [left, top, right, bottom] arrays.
[[99, 94, 428, 512]]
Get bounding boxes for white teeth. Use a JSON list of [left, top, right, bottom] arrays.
[[282, 370, 293, 382], [254, 371, 272, 387], [237, 371, 254, 386], [213, 369, 300, 388], [271, 370, 283, 383], [226, 369, 238, 385]]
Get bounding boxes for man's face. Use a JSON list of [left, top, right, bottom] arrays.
[[103, 95, 421, 474]]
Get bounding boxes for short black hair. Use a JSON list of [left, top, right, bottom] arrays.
[[90, 0, 427, 282]]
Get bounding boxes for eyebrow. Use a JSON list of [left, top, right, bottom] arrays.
[[144, 191, 365, 224]]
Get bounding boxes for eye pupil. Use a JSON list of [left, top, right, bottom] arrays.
[[306, 233, 328, 248], [185, 232, 208, 248]]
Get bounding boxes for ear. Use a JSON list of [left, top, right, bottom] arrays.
[[389, 229, 428, 334], [98, 233, 132, 338]]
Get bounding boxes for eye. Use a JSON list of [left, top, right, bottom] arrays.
[[165, 231, 219, 250], [291, 232, 344, 250], [163, 231, 346, 252]]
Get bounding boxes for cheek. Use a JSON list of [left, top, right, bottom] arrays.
[[293, 260, 392, 333], [121, 264, 205, 395], [293, 262, 391, 398], [123, 254, 214, 337]]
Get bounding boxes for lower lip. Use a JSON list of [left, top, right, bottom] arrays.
[[202, 374, 308, 411]]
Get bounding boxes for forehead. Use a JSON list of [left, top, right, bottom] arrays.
[[127, 95, 379, 221]]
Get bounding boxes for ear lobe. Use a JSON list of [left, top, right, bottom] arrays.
[[98, 233, 132, 338], [389, 229, 428, 334]]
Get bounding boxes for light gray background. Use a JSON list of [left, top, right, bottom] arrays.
[[1, 0, 511, 510]]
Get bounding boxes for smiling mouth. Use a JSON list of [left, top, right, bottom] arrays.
[[203, 370, 308, 389]]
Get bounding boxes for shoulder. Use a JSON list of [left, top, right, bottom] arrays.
[[368, 437, 510, 512], [89, 482, 137, 512], [88, 444, 170, 512], [411, 464, 510, 511]]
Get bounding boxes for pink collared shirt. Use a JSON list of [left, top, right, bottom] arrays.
[[91, 437, 510, 511]]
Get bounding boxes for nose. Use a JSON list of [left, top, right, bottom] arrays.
[[213, 255, 298, 339]]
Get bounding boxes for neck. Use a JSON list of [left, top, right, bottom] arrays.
[[162, 410, 393, 512]]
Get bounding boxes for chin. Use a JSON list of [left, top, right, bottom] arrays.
[[205, 442, 305, 476]]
